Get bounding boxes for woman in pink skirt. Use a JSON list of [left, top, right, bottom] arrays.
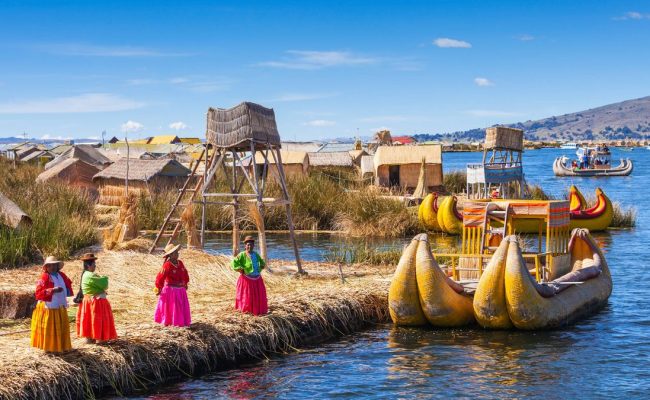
[[154, 244, 191, 327], [232, 236, 268, 315]]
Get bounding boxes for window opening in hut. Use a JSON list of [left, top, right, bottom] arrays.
[[389, 165, 400, 187], [255, 162, 266, 180]]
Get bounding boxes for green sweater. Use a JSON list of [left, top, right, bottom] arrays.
[[232, 251, 265, 277], [81, 271, 109, 296]]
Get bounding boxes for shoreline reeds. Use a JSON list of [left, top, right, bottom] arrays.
[[0, 250, 390, 400]]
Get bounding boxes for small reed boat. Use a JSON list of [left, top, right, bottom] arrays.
[[553, 146, 632, 176]]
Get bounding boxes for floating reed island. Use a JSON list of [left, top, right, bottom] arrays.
[[0, 250, 390, 400]]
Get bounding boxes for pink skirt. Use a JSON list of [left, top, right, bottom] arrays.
[[235, 274, 268, 316], [154, 286, 191, 327]]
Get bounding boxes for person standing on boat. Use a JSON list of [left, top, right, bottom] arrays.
[[30, 256, 73, 352], [232, 236, 268, 315], [76, 253, 117, 343], [154, 244, 191, 327]]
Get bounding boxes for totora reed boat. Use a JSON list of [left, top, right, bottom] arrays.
[[392, 200, 612, 330]]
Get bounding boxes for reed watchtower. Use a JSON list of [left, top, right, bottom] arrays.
[[466, 127, 525, 199], [150, 102, 303, 273]]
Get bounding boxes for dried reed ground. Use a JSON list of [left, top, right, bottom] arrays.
[[0, 249, 391, 400]]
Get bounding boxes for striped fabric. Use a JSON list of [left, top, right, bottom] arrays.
[[548, 201, 570, 227], [463, 203, 486, 227]]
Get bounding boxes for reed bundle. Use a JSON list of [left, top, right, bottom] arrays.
[[0, 250, 389, 399]]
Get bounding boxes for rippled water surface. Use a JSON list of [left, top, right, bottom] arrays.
[[135, 148, 650, 398]]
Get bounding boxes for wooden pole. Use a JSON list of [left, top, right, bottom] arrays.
[[125, 137, 130, 196], [231, 149, 239, 256], [250, 142, 268, 263], [272, 148, 304, 274], [200, 145, 209, 247]]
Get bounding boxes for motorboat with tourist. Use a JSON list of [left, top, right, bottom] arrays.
[[560, 142, 578, 149], [553, 144, 632, 176]]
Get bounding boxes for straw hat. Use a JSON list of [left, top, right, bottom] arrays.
[[43, 256, 63, 266], [163, 243, 181, 257], [243, 235, 255, 244], [80, 253, 98, 261]]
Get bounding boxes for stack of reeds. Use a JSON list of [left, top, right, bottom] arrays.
[[98, 185, 145, 207], [104, 192, 139, 250], [0, 290, 35, 319], [181, 204, 201, 249]]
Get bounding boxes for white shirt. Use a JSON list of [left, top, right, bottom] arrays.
[[45, 273, 68, 309]]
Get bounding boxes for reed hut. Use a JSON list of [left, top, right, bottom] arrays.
[[36, 158, 101, 192], [349, 149, 368, 167], [20, 150, 54, 165], [360, 155, 374, 180], [45, 144, 112, 171], [308, 151, 354, 170], [0, 192, 32, 229], [93, 159, 191, 206], [373, 144, 443, 189], [253, 150, 308, 180]]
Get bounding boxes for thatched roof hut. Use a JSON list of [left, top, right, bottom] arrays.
[[0, 192, 31, 229], [253, 150, 308, 179], [373, 144, 443, 189], [207, 102, 281, 150], [349, 149, 368, 166], [20, 150, 54, 164], [45, 145, 112, 171], [307, 151, 354, 169], [36, 158, 100, 191], [93, 159, 191, 206]]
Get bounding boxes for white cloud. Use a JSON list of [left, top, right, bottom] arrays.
[[304, 120, 336, 127], [465, 110, 520, 117], [127, 78, 157, 85], [169, 121, 188, 131], [41, 134, 72, 140], [614, 11, 650, 20], [474, 77, 495, 87], [433, 38, 472, 48], [0, 93, 145, 114], [169, 77, 190, 84], [359, 115, 409, 123], [36, 43, 192, 57], [258, 50, 378, 70], [516, 34, 535, 41], [121, 120, 144, 133], [269, 93, 338, 102]]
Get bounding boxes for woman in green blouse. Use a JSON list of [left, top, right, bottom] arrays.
[[232, 236, 268, 315], [75, 253, 117, 342]]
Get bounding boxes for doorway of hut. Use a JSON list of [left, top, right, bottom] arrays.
[[388, 165, 400, 187]]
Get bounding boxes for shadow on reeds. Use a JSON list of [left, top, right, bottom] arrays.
[[0, 290, 389, 399]]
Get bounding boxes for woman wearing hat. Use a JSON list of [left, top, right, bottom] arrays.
[[232, 236, 268, 315], [76, 253, 117, 343], [30, 256, 74, 352], [154, 244, 191, 327]]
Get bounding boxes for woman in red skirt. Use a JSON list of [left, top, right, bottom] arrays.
[[76, 253, 117, 343], [232, 236, 268, 315]]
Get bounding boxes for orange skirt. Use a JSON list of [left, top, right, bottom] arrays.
[[30, 301, 72, 352], [76, 295, 117, 341]]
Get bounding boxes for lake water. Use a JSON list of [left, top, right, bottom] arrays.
[[134, 148, 649, 398]]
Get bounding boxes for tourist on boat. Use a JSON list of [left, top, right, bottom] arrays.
[[154, 244, 191, 327], [572, 160, 578, 169], [76, 253, 117, 343], [232, 236, 268, 315], [30, 256, 73, 352]]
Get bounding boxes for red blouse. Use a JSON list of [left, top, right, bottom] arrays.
[[155, 260, 189, 289], [35, 271, 73, 302]]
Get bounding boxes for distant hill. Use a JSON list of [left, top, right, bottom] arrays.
[[0, 137, 100, 146], [414, 96, 650, 142]]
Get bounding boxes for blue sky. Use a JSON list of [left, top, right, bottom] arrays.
[[0, 0, 649, 141]]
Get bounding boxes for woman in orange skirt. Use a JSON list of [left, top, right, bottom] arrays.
[[31, 256, 73, 352], [76, 253, 117, 343]]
